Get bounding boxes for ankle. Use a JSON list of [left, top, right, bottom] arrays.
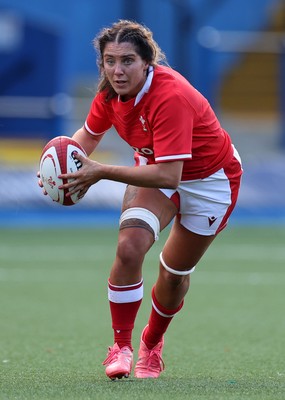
[[142, 325, 163, 350]]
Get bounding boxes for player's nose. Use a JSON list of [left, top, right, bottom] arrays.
[[113, 62, 124, 75]]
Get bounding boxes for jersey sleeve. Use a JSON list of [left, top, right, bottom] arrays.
[[152, 92, 195, 163], [84, 92, 113, 136]]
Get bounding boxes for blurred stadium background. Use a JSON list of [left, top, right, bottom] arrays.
[[0, 0, 285, 228]]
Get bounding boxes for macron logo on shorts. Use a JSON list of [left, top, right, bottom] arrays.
[[208, 216, 217, 227]]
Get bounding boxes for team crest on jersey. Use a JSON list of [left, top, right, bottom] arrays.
[[139, 115, 148, 132]]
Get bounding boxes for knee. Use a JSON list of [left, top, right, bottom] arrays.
[[159, 252, 193, 290], [115, 230, 151, 268], [115, 208, 160, 268], [160, 267, 190, 291]]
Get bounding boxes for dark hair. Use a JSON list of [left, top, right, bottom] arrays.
[[93, 20, 167, 100]]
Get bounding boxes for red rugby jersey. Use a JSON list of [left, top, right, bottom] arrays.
[[85, 65, 233, 180]]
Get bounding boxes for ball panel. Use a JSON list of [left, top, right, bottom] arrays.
[[65, 144, 87, 205], [40, 146, 64, 204]]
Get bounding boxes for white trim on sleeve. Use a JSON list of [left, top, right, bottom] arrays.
[[84, 121, 106, 136], [155, 154, 192, 162]]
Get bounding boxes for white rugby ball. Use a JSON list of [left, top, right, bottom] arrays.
[[39, 136, 87, 206]]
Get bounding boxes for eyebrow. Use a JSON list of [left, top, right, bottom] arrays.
[[103, 53, 136, 58]]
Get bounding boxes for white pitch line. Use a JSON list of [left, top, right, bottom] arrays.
[[0, 268, 98, 283], [0, 267, 284, 285], [193, 271, 285, 285], [0, 244, 114, 262], [0, 244, 285, 264]]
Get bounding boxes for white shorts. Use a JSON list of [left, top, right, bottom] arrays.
[[160, 147, 242, 236]]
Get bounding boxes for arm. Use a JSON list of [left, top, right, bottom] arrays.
[[92, 159, 183, 188], [72, 126, 104, 156], [59, 153, 183, 198]]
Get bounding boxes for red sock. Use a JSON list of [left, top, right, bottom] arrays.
[[108, 279, 143, 351], [143, 286, 184, 349]]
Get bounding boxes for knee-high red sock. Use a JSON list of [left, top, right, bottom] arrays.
[[108, 279, 143, 351], [143, 286, 184, 349]]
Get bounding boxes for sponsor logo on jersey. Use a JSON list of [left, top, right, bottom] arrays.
[[132, 146, 154, 155], [208, 216, 217, 226]]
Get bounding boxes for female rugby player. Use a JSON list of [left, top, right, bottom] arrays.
[[39, 20, 242, 380]]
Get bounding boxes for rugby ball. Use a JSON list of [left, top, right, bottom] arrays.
[[39, 136, 87, 206]]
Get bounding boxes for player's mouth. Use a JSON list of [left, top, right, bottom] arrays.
[[113, 80, 128, 89]]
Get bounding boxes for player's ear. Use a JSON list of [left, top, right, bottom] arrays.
[[143, 62, 149, 73]]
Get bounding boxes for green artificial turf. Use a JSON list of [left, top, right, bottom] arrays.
[[0, 225, 285, 399]]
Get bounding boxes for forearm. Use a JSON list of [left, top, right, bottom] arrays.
[[59, 155, 183, 194], [100, 162, 181, 189]]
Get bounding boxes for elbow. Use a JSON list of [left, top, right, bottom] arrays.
[[162, 176, 180, 189], [155, 161, 183, 189], [168, 182, 180, 190]]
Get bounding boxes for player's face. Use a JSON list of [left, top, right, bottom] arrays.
[[103, 41, 149, 101]]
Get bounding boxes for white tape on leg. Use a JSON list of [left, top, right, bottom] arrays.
[[119, 207, 160, 240], [159, 252, 196, 275]]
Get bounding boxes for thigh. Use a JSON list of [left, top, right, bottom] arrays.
[[122, 185, 178, 230], [162, 217, 216, 270]]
